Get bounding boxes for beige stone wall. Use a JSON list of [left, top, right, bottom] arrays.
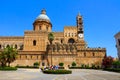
[[10, 51, 45, 66], [23, 31, 47, 51], [64, 27, 77, 43], [52, 32, 64, 44], [47, 48, 106, 67]]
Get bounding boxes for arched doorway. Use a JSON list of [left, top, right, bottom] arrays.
[[68, 38, 75, 43]]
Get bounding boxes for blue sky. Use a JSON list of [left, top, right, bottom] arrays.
[[0, 0, 120, 58]]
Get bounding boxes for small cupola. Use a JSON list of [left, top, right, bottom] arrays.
[[33, 9, 52, 32]]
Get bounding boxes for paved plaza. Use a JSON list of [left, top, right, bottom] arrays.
[[0, 68, 120, 80]]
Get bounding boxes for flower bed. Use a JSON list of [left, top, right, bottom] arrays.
[[43, 69, 72, 74]]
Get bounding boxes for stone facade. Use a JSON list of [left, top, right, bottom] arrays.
[[114, 32, 120, 60], [0, 9, 106, 67]]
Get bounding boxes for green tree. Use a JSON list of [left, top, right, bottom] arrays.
[[48, 33, 54, 44], [112, 60, 120, 68], [59, 62, 64, 67], [72, 62, 76, 67], [0, 46, 18, 67], [48, 32, 54, 65]]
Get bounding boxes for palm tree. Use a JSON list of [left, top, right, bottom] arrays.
[[0, 52, 7, 67], [6, 46, 18, 67], [48, 32, 54, 65], [0, 46, 18, 67]]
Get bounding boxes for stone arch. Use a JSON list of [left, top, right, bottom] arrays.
[[6, 44, 10, 48], [33, 40, 36, 46], [68, 38, 75, 43], [0, 44, 1, 49], [15, 44, 17, 49]]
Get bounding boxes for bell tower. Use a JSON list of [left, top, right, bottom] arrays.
[[76, 13, 84, 40], [76, 13, 86, 49]]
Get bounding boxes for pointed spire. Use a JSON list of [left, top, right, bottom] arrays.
[[78, 12, 80, 16]]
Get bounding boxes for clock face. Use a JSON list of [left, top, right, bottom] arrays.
[[78, 34, 83, 38]]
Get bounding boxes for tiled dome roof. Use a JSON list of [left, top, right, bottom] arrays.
[[36, 9, 50, 22]]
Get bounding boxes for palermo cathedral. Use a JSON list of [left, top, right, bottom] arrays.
[[0, 9, 106, 67]]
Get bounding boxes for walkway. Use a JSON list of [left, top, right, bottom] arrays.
[[0, 69, 120, 80]]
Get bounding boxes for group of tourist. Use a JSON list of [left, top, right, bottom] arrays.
[[41, 65, 59, 71]]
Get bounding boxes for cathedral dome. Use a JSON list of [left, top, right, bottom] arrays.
[[36, 9, 50, 22]]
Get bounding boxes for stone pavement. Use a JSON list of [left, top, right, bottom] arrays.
[[0, 68, 120, 80]]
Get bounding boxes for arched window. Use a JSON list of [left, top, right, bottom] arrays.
[[68, 38, 75, 43], [19, 55, 21, 59], [26, 55, 27, 59], [84, 52, 86, 57], [72, 33, 73, 37], [33, 40, 36, 46], [39, 25, 41, 30], [93, 52, 95, 57], [46, 26, 48, 31], [0, 44, 1, 49], [15, 44, 17, 49], [37, 55, 38, 59], [61, 39, 63, 43], [65, 33, 66, 37], [69, 33, 70, 37], [31, 55, 32, 59], [6, 44, 10, 48]]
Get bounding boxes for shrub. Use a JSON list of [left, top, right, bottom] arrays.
[[69, 67, 81, 69], [85, 64, 90, 69], [72, 62, 76, 67], [103, 68, 120, 73], [59, 62, 64, 67], [81, 64, 85, 68], [112, 60, 120, 68], [91, 64, 96, 69], [102, 56, 113, 68], [43, 70, 72, 74], [33, 62, 40, 67], [58, 67, 64, 69], [0, 67, 17, 71], [112, 60, 120, 65]]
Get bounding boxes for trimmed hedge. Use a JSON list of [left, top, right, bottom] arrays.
[[0, 67, 17, 71], [103, 68, 120, 73], [69, 66, 101, 69], [43, 70, 72, 74], [16, 66, 39, 69]]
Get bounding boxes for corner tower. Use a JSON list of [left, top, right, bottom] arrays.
[[33, 9, 52, 32]]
